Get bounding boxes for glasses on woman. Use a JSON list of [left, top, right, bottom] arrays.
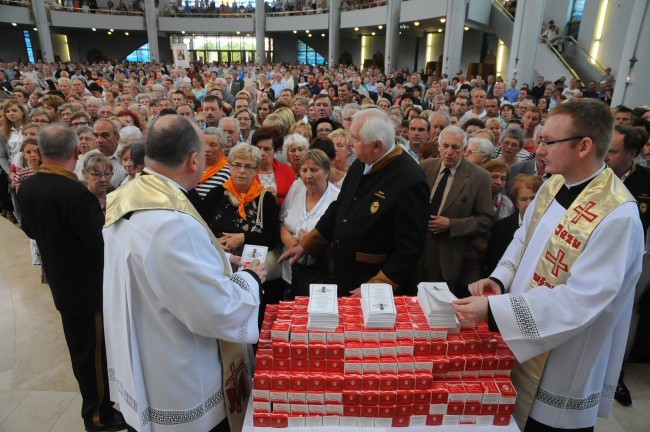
[[90, 172, 114, 179], [231, 163, 256, 172]]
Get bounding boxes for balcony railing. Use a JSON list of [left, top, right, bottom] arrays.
[[494, 0, 515, 21], [158, 9, 254, 18], [0, 0, 31, 8], [45, 4, 144, 16], [341, 0, 388, 11], [267, 7, 329, 17]]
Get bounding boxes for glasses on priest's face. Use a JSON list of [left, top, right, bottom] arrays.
[[538, 136, 584, 147]]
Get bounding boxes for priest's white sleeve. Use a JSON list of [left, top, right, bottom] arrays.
[[488, 202, 644, 363], [144, 212, 260, 343]]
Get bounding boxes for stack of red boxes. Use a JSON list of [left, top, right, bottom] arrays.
[[252, 296, 517, 428]]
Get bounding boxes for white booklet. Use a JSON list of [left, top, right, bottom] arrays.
[[308, 284, 339, 330], [237, 244, 268, 271], [361, 283, 397, 329]]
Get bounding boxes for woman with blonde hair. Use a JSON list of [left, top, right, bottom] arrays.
[[82, 153, 114, 213], [329, 128, 352, 179], [289, 121, 313, 142]]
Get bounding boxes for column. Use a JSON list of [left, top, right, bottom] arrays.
[[144, 0, 160, 62], [31, 0, 54, 63], [328, 0, 341, 66], [507, 0, 546, 84], [384, 0, 401, 73], [255, 0, 266, 65], [442, 0, 467, 78], [611, 0, 649, 107]]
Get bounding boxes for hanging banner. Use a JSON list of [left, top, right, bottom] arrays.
[[172, 43, 190, 68]]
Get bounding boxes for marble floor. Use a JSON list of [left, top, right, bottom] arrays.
[[0, 216, 648, 431]]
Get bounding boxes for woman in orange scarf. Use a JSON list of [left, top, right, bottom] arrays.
[[196, 127, 230, 197], [201, 143, 282, 324]]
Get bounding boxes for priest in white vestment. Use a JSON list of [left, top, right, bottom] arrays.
[[102, 115, 267, 432], [454, 99, 644, 432]]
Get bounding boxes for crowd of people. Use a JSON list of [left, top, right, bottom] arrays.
[[1, 56, 650, 431]]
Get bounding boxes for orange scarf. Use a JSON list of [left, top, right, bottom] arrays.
[[222, 177, 265, 220], [199, 155, 228, 184]]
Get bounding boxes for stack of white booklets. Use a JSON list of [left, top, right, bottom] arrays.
[[307, 284, 339, 330], [417, 282, 460, 328], [360, 283, 397, 329]]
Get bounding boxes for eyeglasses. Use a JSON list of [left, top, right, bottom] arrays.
[[31, 118, 50, 124], [231, 162, 256, 172], [539, 136, 583, 146], [90, 172, 113, 179], [71, 121, 88, 126]]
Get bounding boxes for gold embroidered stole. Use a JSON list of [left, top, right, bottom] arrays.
[[105, 174, 252, 432], [511, 168, 634, 426]]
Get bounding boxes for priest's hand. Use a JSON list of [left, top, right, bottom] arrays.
[[349, 287, 361, 298], [243, 259, 267, 284], [279, 244, 305, 265], [467, 278, 502, 296], [452, 296, 489, 323], [428, 215, 450, 234]]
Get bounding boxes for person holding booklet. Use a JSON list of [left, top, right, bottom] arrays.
[[453, 99, 644, 432]]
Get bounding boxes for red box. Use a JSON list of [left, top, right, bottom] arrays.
[[481, 354, 498, 376], [431, 382, 449, 404], [379, 356, 397, 373], [309, 359, 327, 373], [270, 391, 288, 403], [448, 355, 466, 378], [362, 357, 380, 374], [256, 352, 273, 371], [465, 354, 483, 375], [379, 373, 398, 390], [254, 372, 272, 390], [464, 382, 485, 403], [397, 372, 416, 390], [414, 389, 431, 404], [327, 359, 344, 374], [412, 321, 431, 341], [480, 334, 499, 353], [447, 402, 465, 415], [396, 355, 415, 372], [378, 405, 396, 417], [493, 414, 512, 426], [462, 331, 482, 354], [414, 356, 433, 373], [392, 416, 410, 427], [271, 321, 290, 342], [430, 340, 448, 356], [270, 413, 288, 428], [294, 296, 309, 305], [361, 406, 378, 417], [497, 352, 516, 373], [287, 392, 306, 404], [447, 334, 465, 355], [413, 340, 431, 357], [253, 412, 271, 427], [361, 390, 379, 406], [309, 343, 327, 360], [430, 328, 448, 340], [327, 327, 345, 344], [395, 322, 414, 340], [481, 380, 500, 415], [344, 342, 363, 360], [253, 400, 271, 413], [344, 358, 363, 374], [379, 390, 397, 405], [464, 402, 481, 415], [362, 329, 380, 342], [396, 404, 413, 416], [326, 403, 344, 415], [362, 341, 380, 358], [292, 315, 308, 325], [342, 373, 362, 390], [327, 343, 345, 359], [272, 373, 290, 391], [290, 342, 308, 360], [326, 374, 344, 392], [308, 331, 328, 344], [342, 390, 361, 405], [290, 373, 308, 391], [291, 325, 308, 343], [293, 358, 309, 373], [273, 402, 290, 414], [415, 372, 433, 390], [432, 356, 450, 377], [305, 390, 325, 404], [343, 405, 361, 417], [273, 358, 291, 372], [447, 382, 467, 403], [426, 414, 443, 425], [324, 391, 342, 404], [344, 323, 363, 342], [361, 373, 380, 391], [396, 339, 415, 356], [396, 389, 415, 405], [413, 403, 430, 416], [308, 373, 327, 391]]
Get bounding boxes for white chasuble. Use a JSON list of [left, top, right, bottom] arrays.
[[103, 174, 260, 432], [489, 171, 644, 429]]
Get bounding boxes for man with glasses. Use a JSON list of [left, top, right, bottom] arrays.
[[455, 99, 643, 432], [418, 125, 493, 296], [18, 125, 128, 432]]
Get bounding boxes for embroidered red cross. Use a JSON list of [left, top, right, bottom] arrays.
[[545, 249, 569, 277], [570, 201, 598, 224], [225, 361, 247, 414]]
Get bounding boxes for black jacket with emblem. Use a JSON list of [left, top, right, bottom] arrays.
[[301, 146, 429, 296]]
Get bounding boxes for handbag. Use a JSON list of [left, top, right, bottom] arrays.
[[253, 191, 282, 280], [288, 253, 335, 299]]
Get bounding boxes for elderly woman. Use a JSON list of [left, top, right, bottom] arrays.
[[485, 174, 543, 274], [235, 108, 257, 143], [201, 143, 282, 319], [329, 128, 352, 186], [196, 127, 230, 197], [497, 127, 530, 167], [118, 142, 146, 186], [118, 125, 143, 148], [252, 126, 296, 205], [483, 158, 515, 221], [464, 136, 495, 166], [82, 153, 114, 213], [280, 149, 340, 298], [283, 133, 309, 176]]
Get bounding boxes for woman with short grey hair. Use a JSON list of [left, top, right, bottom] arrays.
[[282, 133, 309, 176]]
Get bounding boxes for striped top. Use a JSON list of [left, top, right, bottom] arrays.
[[196, 166, 231, 197]]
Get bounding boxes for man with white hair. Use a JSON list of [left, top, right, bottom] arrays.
[[281, 108, 429, 296]]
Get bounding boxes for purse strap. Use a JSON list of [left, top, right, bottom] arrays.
[[255, 190, 266, 229]]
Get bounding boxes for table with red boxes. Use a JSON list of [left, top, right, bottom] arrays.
[[245, 295, 520, 430]]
